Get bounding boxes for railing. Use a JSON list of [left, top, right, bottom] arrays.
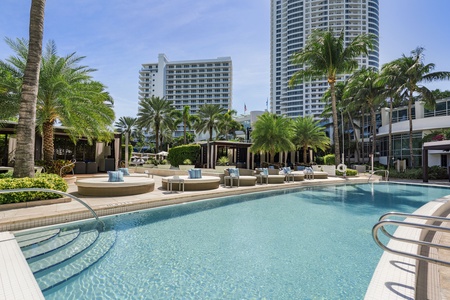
[[60, 159, 76, 177], [372, 212, 450, 267], [368, 169, 389, 182], [0, 188, 103, 225]]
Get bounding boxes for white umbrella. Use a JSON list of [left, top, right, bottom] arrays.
[[156, 151, 168, 156]]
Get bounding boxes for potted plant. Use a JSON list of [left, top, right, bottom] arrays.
[[215, 156, 235, 172], [157, 159, 171, 169], [179, 158, 195, 170]]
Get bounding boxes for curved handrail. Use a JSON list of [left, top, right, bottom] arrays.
[[368, 169, 389, 182], [60, 159, 76, 177], [0, 188, 103, 225], [372, 212, 450, 266]]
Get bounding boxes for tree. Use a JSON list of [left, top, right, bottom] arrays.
[[345, 67, 385, 158], [289, 29, 374, 165], [250, 112, 295, 164], [177, 106, 199, 145], [217, 109, 242, 140], [2, 38, 115, 162], [12, 0, 45, 177], [115, 116, 137, 168], [383, 47, 450, 167], [194, 104, 227, 141], [292, 116, 330, 163], [0, 68, 21, 120], [137, 96, 177, 153]]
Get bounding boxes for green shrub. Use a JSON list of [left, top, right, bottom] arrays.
[[35, 159, 74, 176], [388, 166, 448, 180], [167, 144, 201, 167], [315, 156, 324, 164], [0, 173, 68, 204], [336, 168, 357, 176], [323, 154, 335, 165], [217, 156, 229, 166], [182, 158, 192, 165], [0, 171, 13, 179]]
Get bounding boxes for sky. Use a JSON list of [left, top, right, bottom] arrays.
[[1, 0, 450, 120]]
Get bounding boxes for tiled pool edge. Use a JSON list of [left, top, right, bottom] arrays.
[[0, 232, 44, 300], [364, 194, 450, 300]]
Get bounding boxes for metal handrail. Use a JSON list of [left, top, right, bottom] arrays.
[[60, 159, 76, 177], [372, 212, 450, 267], [0, 188, 102, 225], [368, 169, 389, 182]]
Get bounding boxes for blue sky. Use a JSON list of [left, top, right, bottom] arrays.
[[1, 0, 449, 119]]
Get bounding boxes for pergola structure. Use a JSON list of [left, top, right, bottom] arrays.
[[199, 141, 254, 169], [422, 140, 450, 182]]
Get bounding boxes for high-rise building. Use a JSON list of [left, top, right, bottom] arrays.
[[139, 54, 232, 137], [270, 0, 379, 119]]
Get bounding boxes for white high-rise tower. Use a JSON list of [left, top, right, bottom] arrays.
[[270, 0, 379, 118]]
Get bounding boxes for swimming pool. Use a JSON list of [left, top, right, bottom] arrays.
[[19, 182, 450, 299]]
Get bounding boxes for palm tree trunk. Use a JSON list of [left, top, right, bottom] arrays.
[[387, 98, 393, 170], [13, 0, 46, 178], [124, 132, 129, 168], [408, 92, 414, 168], [303, 146, 308, 163], [361, 111, 365, 163], [370, 107, 377, 156], [155, 124, 160, 153], [347, 111, 360, 163], [329, 81, 341, 165], [43, 121, 54, 162]]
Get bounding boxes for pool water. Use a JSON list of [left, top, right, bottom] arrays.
[[41, 183, 450, 299]]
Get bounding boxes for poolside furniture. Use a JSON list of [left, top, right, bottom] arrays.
[[223, 168, 257, 187], [255, 168, 269, 185], [267, 168, 287, 184], [167, 176, 185, 192], [75, 177, 155, 197], [161, 176, 220, 191]]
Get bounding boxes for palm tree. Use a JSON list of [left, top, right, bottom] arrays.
[[178, 106, 199, 145], [12, 0, 45, 177], [250, 112, 295, 164], [383, 47, 450, 167], [115, 116, 137, 168], [289, 29, 374, 165], [218, 109, 242, 140], [2, 38, 115, 162], [345, 67, 385, 159], [137, 96, 177, 153], [194, 104, 227, 141], [0, 67, 20, 120], [292, 116, 330, 163]]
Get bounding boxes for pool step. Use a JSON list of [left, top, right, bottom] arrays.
[[28, 229, 99, 273], [35, 230, 116, 292], [20, 229, 80, 259], [15, 229, 60, 248]]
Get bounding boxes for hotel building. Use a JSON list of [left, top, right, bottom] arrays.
[[139, 54, 232, 137], [270, 0, 380, 119]]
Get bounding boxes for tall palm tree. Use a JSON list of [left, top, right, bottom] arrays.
[[292, 116, 330, 163], [383, 47, 450, 167], [0, 67, 20, 120], [218, 109, 242, 140], [12, 0, 45, 177], [345, 67, 385, 158], [137, 96, 177, 153], [178, 106, 199, 145], [2, 38, 115, 162], [194, 104, 227, 168], [115, 116, 137, 168], [250, 112, 295, 164], [194, 104, 227, 141], [379, 63, 405, 170], [289, 29, 374, 165]]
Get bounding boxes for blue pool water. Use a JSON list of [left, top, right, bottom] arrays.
[[40, 183, 450, 299]]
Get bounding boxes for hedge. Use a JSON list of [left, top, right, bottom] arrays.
[[336, 168, 358, 176], [167, 144, 201, 167], [0, 173, 68, 204]]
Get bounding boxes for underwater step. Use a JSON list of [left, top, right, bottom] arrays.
[[16, 228, 60, 248], [36, 230, 116, 292], [29, 229, 99, 273], [21, 229, 80, 259]]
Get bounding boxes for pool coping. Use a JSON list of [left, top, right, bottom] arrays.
[[364, 182, 450, 300], [1, 176, 448, 299]]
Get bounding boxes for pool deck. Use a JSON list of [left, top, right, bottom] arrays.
[[1, 174, 450, 299]]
